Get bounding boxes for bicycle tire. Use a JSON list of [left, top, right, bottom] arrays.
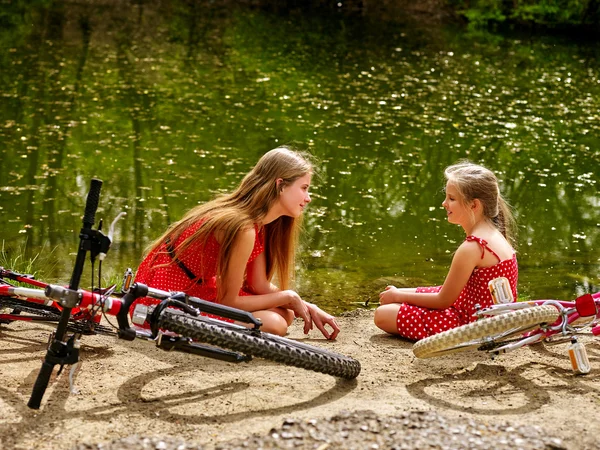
[[157, 311, 361, 379], [0, 295, 116, 336], [412, 305, 560, 359]]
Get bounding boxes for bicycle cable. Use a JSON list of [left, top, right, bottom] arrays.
[[95, 259, 123, 333], [96, 211, 128, 333], [77, 257, 109, 335]]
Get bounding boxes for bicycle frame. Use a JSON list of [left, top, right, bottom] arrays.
[[0, 269, 114, 321], [474, 293, 600, 354], [1, 266, 262, 342]]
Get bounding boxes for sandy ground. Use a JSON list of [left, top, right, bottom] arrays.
[[1, 309, 600, 450]]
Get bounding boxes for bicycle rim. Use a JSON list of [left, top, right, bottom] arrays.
[[412, 305, 560, 359], [0, 295, 116, 336], [157, 311, 361, 379]]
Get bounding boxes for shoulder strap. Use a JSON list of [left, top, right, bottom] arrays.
[[165, 237, 204, 284], [256, 224, 265, 244], [465, 235, 501, 261]]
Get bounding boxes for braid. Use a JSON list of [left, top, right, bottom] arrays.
[[495, 196, 517, 247]]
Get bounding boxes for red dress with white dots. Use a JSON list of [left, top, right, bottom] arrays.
[[396, 236, 518, 341], [133, 221, 265, 315]]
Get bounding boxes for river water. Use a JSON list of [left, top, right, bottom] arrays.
[[1, 2, 599, 312]]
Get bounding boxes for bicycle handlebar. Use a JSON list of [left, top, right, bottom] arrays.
[[28, 178, 103, 409], [115, 282, 262, 341], [83, 179, 102, 230], [163, 290, 262, 326], [116, 283, 149, 341], [27, 362, 55, 409]]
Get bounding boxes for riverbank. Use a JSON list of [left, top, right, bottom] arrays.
[[1, 309, 599, 449]]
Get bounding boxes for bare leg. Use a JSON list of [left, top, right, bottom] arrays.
[[374, 303, 402, 335], [252, 307, 294, 336], [374, 287, 418, 335]]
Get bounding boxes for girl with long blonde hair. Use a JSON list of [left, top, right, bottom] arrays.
[[134, 147, 339, 339], [374, 160, 518, 340]]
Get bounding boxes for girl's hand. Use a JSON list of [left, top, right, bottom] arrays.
[[282, 290, 313, 334], [307, 303, 340, 340], [379, 285, 402, 305]]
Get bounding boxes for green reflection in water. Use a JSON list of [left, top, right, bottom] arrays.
[[1, 2, 599, 313]]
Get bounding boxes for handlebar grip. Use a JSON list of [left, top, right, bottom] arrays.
[[27, 361, 55, 409], [83, 178, 103, 229]]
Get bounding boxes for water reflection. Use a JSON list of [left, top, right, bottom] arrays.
[[0, 2, 598, 312]]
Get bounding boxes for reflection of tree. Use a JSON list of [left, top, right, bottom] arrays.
[[43, 11, 93, 256], [19, 16, 47, 254], [172, 0, 224, 65], [0, 4, 92, 267], [113, 6, 152, 256]]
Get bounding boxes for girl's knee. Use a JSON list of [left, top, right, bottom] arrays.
[[254, 311, 289, 336], [277, 307, 295, 326], [373, 307, 386, 330], [374, 305, 400, 334], [261, 318, 288, 336]]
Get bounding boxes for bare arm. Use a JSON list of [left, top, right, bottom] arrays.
[[226, 234, 339, 339], [245, 252, 278, 295], [379, 241, 481, 310], [218, 228, 307, 315]]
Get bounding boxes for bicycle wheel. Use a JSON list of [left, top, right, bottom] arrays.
[[0, 295, 116, 336], [157, 311, 361, 379], [412, 305, 560, 359]]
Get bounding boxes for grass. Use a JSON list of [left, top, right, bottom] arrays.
[[0, 240, 125, 291], [0, 240, 58, 282]]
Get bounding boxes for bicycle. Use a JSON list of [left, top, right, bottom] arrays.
[[412, 288, 600, 374], [1, 179, 361, 410]]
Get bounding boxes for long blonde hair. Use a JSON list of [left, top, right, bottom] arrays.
[[444, 160, 516, 246], [146, 147, 313, 299]]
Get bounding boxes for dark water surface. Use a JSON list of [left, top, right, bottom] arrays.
[[1, 2, 599, 312]]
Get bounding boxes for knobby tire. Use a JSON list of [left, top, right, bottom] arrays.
[[412, 305, 560, 359], [157, 311, 361, 379]]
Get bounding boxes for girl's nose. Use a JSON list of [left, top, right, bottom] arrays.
[[305, 193, 311, 203]]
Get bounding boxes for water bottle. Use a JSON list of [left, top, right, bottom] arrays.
[[568, 337, 590, 375]]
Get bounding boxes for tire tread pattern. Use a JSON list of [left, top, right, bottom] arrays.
[[158, 311, 361, 379], [412, 305, 560, 359]]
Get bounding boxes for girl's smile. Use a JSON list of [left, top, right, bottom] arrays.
[[278, 172, 312, 218], [442, 182, 469, 226]]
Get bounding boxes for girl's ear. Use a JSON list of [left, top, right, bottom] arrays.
[[276, 178, 283, 191], [471, 198, 481, 212]]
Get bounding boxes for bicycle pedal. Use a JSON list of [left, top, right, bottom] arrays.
[[568, 338, 591, 374]]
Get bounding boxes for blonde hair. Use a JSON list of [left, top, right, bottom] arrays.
[[444, 160, 516, 245], [146, 147, 313, 300]]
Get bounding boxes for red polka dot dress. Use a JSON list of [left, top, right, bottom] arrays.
[[396, 236, 518, 341], [133, 221, 265, 321]]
